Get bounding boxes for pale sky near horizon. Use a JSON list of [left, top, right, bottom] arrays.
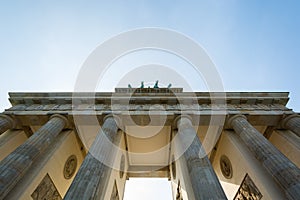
[[0, 1, 300, 199]]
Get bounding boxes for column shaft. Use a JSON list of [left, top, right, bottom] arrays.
[[229, 115, 300, 200], [64, 116, 120, 200], [282, 115, 300, 137], [177, 116, 227, 200], [0, 114, 67, 199], [0, 115, 14, 135]]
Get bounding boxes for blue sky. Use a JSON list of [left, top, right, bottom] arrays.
[[0, 1, 299, 199], [0, 1, 299, 111]]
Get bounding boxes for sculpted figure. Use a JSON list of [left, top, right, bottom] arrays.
[[154, 80, 159, 88]]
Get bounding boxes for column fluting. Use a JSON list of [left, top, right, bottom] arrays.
[[176, 115, 227, 200], [64, 115, 121, 200], [228, 115, 300, 200], [0, 115, 15, 135], [0, 114, 68, 199], [281, 114, 300, 137]]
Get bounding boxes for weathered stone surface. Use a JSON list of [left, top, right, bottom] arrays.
[[6, 103, 291, 112], [64, 115, 121, 200], [115, 87, 183, 93], [228, 115, 300, 200], [1, 91, 297, 199], [63, 155, 77, 179], [31, 173, 62, 200], [281, 114, 300, 137], [234, 174, 262, 200], [0, 115, 14, 135], [176, 115, 227, 200], [0, 114, 67, 199]]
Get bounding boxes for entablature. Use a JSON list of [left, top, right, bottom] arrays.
[[4, 91, 293, 128], [8, 91, 289, 106]]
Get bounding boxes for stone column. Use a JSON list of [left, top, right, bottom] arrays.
[[228, 115, 300, 200], [0, 114, 68, 199], [175, 115, 227, 200], [0, 114, 15, 135], [64, 115, 122, 200], [281, 114, 300, 137]]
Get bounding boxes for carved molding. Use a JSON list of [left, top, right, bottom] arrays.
[[110, 181, 119, 200], [8, 103, 290, 112], [171, 155, 176, 180], [119, 154, 125, 179]]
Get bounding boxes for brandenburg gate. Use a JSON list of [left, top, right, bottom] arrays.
[[0, 88, 299, 199]]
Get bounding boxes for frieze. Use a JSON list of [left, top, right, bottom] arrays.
[[238, 104, 255, 110], [6, 104, 27, 111], [178, 104, 193, 110], [166, 104, 179, 110], [201, 104, 212, 110], [58, 104, 72, 110], [134, 104, 144, 111], [129, 104, 137, 110], [211, 104, 226, 110], [25, 104, 45, 111], [76, 104, 95, 110], [111, 104, 124, 110], [41, 104, 60, 111], [95, 104, 107, 110], [6, 103, 290, 112], [150, 104, 165, 110], [142, 104, 151, 110]]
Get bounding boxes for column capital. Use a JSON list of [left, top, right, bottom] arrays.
[[280, 114, 300, 128], [49, 114, 69, 128], [226, 114, 247, 128], [0, 114, 16, 128], [173, 114, 192, 129], [104, 114, 124, 130]]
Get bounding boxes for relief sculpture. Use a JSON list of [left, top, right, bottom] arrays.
[[234, 174, 262, 200], [31, 173, 62, 200]]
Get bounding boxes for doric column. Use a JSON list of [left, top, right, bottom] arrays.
[[228, 115, 300, 200], [0, 114, 15, 135], [0, 114, 68, 199], [175, 115, 227, 200], [64, 115, 122, 200], [281, 114, 300, 137]]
